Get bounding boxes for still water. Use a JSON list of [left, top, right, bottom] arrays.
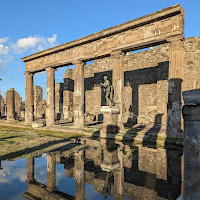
[[0, 138, 183, 200]]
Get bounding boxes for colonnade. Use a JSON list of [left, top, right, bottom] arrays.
[[24, 50, 126, 128], [25, 36, 184, 131]]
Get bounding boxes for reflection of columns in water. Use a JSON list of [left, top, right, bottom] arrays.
[[74, 150, 84, 200], [47, 153, 56, 192], [26, 157, 35, 182], [100, 139, 124, 200], [113, 146, 124, 200], [0, 161, 3, 170]]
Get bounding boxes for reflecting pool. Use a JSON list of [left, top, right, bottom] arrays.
[[0, 138, 183, 200]]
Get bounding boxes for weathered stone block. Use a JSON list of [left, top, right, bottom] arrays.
[[32, 121, 44, 128], [182, 89, 200, 105]]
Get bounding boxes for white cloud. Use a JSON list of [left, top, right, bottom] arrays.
[[0, 44, 9, 55], [16, 67, 21, 71], [47, 34, 57, 46], [0, 37, 9, 44], [0, 59, 6, 70], [12, 34, 58, 54]]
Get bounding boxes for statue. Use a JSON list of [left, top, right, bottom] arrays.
[[100, 76, 114, 106]]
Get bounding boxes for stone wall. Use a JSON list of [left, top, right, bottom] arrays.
[[61, 37, 200, 126]]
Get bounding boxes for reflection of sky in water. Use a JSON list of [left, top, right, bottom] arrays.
[[0, 158, 27, 200], [0, 156, 130, 200]]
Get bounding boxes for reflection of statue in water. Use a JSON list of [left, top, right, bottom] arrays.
[[100, 76, 114, 106]]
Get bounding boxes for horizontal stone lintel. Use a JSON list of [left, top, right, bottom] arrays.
[[24, 33, 183, 74], [22, 4, 184, 73]]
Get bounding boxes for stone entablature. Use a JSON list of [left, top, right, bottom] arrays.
[[22, 4, 184, 73]]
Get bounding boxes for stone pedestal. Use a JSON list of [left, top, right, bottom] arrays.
[[182, 89, 200, 200], [100, 106, 120, 138]]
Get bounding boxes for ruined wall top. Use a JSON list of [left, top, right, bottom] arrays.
[[22, 4, 184, 73]]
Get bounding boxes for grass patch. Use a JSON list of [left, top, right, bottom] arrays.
[[34, 129, 82, 138], [0, 140, 14, 145]]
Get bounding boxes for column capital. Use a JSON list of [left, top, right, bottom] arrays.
[[72, 59, 85, 66], [166, 34, 184, 42], [24, 71, 34, 76], [110, 50, 125, 57], [45, 67, 56, 72]]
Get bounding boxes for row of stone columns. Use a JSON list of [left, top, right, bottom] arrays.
[[25, 51, 125, 128], [25, 37, 183, 129], [25, 68, 56, 126]]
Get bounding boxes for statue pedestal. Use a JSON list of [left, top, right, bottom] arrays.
[[100, 106, 120, 138]]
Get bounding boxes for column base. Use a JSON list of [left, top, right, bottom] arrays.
[[46, 121, 55, 127], [73, 119, 85, 129], [7, 118, 15, 121]]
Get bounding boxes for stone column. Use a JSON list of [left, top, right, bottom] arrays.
[[55, 83, 64, 115], [166, 36, 184, 136], [25, 72, 34, 123], [34, 86, 43, 119], [182, 89, 200, 199], [46, 67, 56, 126], [74, 150, 84, 200], [47, 153, 56, 192], [111, 50, 125, 130], [26, 157, 35, 183], [73, 60, 85, 128], [6, 89, 15, 121]]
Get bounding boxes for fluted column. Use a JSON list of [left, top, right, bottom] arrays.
[[25, 72, 34, 123], [46, 67, 56, 126], [47, 153, 56, 192], [74, 150, 84, 200], [166, 36, 184, 136], [111, 50, 125, 130], [73, 60, 85, 128], [26, 157, 35, 183]]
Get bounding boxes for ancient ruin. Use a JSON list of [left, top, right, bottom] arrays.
[[20, 4, 186, 137]]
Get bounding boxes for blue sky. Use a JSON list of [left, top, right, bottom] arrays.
[[0, 0, 200, 101]]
